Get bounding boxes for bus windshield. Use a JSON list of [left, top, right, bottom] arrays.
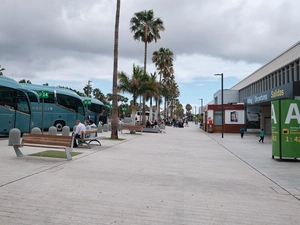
[[82, 97, 107, 125], [0, 76, 32, 134]]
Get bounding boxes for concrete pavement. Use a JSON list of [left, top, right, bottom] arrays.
[[0, 123, 300, 224]]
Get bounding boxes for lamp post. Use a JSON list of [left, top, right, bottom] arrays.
[[215, 73, 224, 138], [199, 98, 203, 115]]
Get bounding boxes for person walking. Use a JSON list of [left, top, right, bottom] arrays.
[[259, 129, 264, 143], [240, 127, 245, 138]]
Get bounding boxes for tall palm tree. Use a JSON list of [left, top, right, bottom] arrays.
[[130, 10, 165, 125], [118, 64, 145, 125], [152, 48, 174, 83], [111, 0, 121, 139], [152, 47, 174, 121], [130, 10, 165, 73]]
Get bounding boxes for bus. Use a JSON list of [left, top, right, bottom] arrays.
[[81, 97, 108, 125], [20, 84, 86, 131], [0, 76, 34, 134]]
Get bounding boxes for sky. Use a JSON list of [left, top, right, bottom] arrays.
[[1, 0, 300, 112]]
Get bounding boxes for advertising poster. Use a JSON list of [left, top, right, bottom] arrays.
[[280, 100, 300, 158], [230, 111, 238, 122], [271, 100, 280, 157]]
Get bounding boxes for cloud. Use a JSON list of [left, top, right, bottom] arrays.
[[0, 0, 300, 104]]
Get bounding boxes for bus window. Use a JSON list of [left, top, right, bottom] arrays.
[[16, 91, 30, 114], [27, 91, 39, 102], [43, 93, 55, 103], [0, 88, 15, 108]]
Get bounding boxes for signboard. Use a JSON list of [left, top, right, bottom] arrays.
[[84, 99, 92, 105], [38, 90, 49, 99], [272, 100, 300, 159], [271, 100, 280, 157], [245, 83, 293, 105]]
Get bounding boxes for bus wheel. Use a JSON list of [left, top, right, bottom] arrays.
[[54, 121, 65, 131]]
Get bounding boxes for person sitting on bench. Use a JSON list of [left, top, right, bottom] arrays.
[[73, 119, 86, 148], [84, 120, 91, 138]]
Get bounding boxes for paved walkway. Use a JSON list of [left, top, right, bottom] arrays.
[[0, 123, 299, 225]]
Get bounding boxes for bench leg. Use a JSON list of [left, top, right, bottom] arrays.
[[89, 140, 101, 146], [65, 147, 73, 161], [13, 146, 24, 157]]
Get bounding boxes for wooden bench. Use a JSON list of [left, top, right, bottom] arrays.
[[142, 127, 161, 133], [77, 129, 104, 149], [121, 124, 143, 133], [13, 133, 74, 160]]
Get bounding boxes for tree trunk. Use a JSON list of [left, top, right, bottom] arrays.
[[111, 0, 121, 139]]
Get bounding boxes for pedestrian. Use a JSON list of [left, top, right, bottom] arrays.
[[73, 119, 86, 148], [259, 129, 264, 143], [84, 120, 91, 138], [240, 127, 245, 138]]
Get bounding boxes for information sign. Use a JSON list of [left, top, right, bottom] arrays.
[[38, 90, 49, 99]]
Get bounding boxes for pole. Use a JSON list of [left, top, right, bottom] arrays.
[[42, 98, 44, 134], [214, 73, 224, 138], [221, 73, 224, 138]]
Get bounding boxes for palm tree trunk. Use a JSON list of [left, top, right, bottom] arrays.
[[149, 97, 153, 122], [142, 25, 148, 126], [111, 0, 121, 139]]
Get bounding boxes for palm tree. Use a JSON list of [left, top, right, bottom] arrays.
[[152, 47, 174, 121], [111, 0, 121, 139], [83, 84, 92, 97], [152, 48, 174, 82], [19, 79, 32, 84], [118, 64, 145, 125], [130, 10, 165, 73], [93, 88, 107, 104], [186, 104, 192, 120], [145, 72, 162, 122], [130, 10, 165, 125]]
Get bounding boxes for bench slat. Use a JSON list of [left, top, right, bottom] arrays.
[[22, 133, 72, 147]]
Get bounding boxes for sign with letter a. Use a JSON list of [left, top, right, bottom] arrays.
[[272, 100, 300, 159]]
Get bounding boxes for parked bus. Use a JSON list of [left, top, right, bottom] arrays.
[[0, 76, 34, 134], [20, 84, 86, 131], [81, 97, 108, 125]]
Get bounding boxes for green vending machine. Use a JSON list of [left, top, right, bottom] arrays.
[[271, 100, 300, 159]]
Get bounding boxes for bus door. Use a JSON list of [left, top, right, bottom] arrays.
[[0, 106, 15, 133], [15, 91, 31, 133]]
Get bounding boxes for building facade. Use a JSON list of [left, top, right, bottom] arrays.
[[204, 41, 300, 134]]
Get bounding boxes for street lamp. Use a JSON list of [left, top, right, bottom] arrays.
[[199, 98, 203, 115], [215, 73, 224, 138]]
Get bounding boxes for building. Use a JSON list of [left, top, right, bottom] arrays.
[[204, 40, 300, 134]]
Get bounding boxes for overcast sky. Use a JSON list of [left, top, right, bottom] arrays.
[[1, 0, 300, 110]]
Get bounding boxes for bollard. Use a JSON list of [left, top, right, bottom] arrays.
[[8, 128, 21, 146], [31, 127, 42, 134], [62, 126, 70, 136], [97, 124, 102, 133], [103, 124, 108, 132], [48, 126, 57, 135]]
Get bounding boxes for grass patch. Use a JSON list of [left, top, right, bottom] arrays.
[[29, 150, 82, 159], [103, 137, 126, 141]]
